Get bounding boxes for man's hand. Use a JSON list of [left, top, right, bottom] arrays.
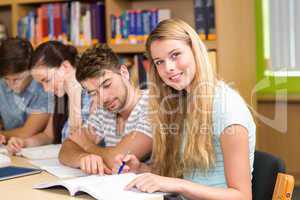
[[78, 153, 112, 175]]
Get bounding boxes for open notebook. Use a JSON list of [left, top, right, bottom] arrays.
[[29, 158, 86, 178], [17, 144, 61, 160], [33, 173, 164, 200]]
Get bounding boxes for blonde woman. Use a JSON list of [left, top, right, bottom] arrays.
[[115, 19, 256, 200]]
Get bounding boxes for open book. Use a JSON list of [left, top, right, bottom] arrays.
[[33, 173, 164, 200], [29, 158, 86, 178], [17, 144, 61, 160]]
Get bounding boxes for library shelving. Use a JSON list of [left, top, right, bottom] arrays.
[[0, 0, 256, 106]]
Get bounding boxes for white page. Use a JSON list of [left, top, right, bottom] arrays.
[[34, 173, 164, 200], [80, 174, 164, 200], [30, 158, 87, 178], [29, 158, 60, 168], [41, 165, 87, 178], [18, 144, 61, 160], [0, 145, 8, 155]]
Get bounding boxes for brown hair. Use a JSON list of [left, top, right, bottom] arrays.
[[31, 41, 78, 144], [0, 37, 33, 77], [76, 44, 120, 82], [31, 41, 78, 69]]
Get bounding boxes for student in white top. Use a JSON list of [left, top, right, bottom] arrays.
[[115, 19, 256, 200]]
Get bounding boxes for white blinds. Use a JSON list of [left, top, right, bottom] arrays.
[[264, 0, 300, 76]]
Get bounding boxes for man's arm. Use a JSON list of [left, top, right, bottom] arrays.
[[59, 138, 111, 175], [1, 113, 50, 139], [59, 138, 87, 168], [70, 130, 153, 170]]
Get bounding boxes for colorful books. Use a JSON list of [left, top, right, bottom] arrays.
[[194, 0, 216, 41], [17, 1, 106, 46], [110, 9, 171, 45]]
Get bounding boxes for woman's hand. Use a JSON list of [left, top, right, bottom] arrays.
[[7, 137, 26, 154], [125, 173, 182, 193]]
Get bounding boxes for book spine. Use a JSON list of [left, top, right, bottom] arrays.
[[53, 4, 62, 41], [150, 9, 157, 32], [90, 3, 97, 44], [41, 5, 49, 42], [142, 10, 150, 42], [61, 3, 67, 43], [98, 1, 106, 43], [115, 12, 122, 44], [194, 0, 207, 40], [110, 14, 116, 44], [48, 4, 54, 41], [136, 10, 143, 43], [206, 0, 216, 40]]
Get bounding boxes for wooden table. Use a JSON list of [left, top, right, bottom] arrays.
[[0, 156, 163, 200]]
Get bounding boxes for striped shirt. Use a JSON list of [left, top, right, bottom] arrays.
[[87, 90, 152, 147]]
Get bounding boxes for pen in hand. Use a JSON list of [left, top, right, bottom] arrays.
[[117, 150, 130, 174]]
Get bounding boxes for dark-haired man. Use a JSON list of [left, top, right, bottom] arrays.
[[0, 38, 52, 144], [59, 44, 152, 175]]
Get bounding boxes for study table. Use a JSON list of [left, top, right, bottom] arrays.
[[0, 156, 163, 200]]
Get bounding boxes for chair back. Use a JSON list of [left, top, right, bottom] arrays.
[[252, 151, 286, 200]]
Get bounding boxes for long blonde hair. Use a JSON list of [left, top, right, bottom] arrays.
[[146, 19, 217, 177]]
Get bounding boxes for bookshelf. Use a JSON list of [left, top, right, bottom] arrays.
[[0, 3, 12, 37], [0, 0, 256, 105]]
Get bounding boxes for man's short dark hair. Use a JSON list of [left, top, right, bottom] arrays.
[[76, 44, 120, 82], [0, 37, 33, 77]]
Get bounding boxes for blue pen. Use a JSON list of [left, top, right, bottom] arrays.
[[118, 151, 130, 174]]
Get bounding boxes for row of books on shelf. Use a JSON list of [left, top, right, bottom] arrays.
[[17, 1, 105, 47], [111, 9, 171, 45], [194, 0, 216, 41]]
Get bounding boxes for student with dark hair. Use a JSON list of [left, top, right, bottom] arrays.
[[6, 40, 91, 153], [0, 38, 52, 146], [59, 44, 152, 175]]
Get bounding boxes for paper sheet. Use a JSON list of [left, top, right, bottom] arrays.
[[30, 158, 86, 178], [18, 144, 61, 160]]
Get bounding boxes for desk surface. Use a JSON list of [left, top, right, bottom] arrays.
[[0, 156, 163, 200]]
